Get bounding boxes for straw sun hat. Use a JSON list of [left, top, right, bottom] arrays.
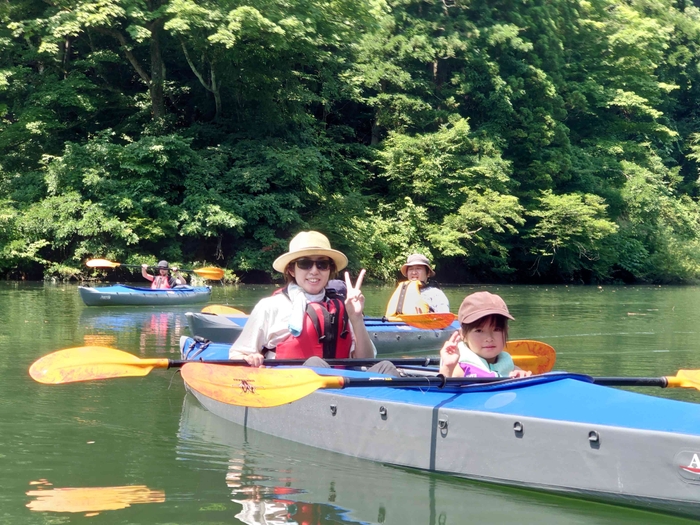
[[272, 231, 348, 273]]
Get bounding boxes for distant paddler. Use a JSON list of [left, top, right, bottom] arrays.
[[142, 260, 185, 289], [385, 253, 450, 320]]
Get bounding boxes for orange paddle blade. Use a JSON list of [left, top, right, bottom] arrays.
[[86, 259, 121, 268], [181, 363, 344, 408], [506, 340, 556, 375], [201, 304, 248, 316], [395, 313, 457, 330], [190, 267, 225, 280], [29, 347, 169, 384]]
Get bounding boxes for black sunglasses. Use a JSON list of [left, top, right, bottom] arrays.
[[295, 258, 332, 271]]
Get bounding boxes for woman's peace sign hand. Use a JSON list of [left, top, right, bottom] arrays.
[[344, 269, 366, 320]]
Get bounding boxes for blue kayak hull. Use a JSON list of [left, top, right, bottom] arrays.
[[180, 336, 700, 518], [79, 285, 211, 306], [185, 311, 457, 353]]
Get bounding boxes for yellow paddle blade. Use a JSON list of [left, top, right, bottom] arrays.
[[191, 267, 225, 280], [506, 340, 556, 375], [181, 363, 345, 408], [29, 347, 169, 384], [86, 259, 121, 268], [201, 304, 248, 316], [395, 313, 457, 330], [667, 370, 700, 390]]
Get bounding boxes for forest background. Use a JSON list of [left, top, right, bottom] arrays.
[[3, 0, 700, 284]]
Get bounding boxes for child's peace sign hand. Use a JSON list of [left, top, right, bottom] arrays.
[[440, 331, 462, 368], [344, 269, 366, 319]]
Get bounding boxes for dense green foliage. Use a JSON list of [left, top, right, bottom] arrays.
[[3, 0, 700, 283]]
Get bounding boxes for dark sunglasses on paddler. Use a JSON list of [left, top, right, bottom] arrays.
[[294, 258, 332, 271]]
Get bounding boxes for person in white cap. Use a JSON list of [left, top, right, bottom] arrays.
[[229, 231, 398, 375], [439, 291, 531, 378], [386, 254, 450, 318]]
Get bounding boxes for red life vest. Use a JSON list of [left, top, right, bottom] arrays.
[[151, 275, 172, 289], [273, 287, 352, 360]]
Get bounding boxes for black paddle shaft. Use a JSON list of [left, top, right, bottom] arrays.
[[337, 373, 671, 389], [592, 377, 668, 388], [167, 358, 441, 369]]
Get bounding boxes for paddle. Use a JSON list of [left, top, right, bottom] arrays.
[[181, 365, 700, 408], [200, 304, 456, 331], [86, 259, 225, 280], [394, 313, 456, 330], [27, 340, 555, 384], [201, 305, 248, 316]]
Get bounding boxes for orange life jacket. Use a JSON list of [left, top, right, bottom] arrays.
[[384, 280, 430, 320], [273, 286, 352, 360]]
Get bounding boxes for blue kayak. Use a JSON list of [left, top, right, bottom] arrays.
[[79, 285, 211, 306], [185, 311, 458, 352], [179, 335, 700, 519]]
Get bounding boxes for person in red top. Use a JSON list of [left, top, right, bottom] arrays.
[[141, 260, 185, 289]]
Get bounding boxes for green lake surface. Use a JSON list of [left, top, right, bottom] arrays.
[[3, 281, 700, 524]]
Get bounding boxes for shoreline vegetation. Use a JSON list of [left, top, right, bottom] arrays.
[[3, 0, 700, 285]]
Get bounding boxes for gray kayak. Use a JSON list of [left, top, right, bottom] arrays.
[[185, 311, 455, 353], [79, 284, 211, 306], [180, 336, 700, 519]]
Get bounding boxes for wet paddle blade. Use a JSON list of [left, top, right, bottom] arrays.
[[86, 259, 121, 269], [191, 267, 225, 280], [201, 304, 248, 316], [29, 347, 169, 384], [181, 363, 344, 408], [506, 340, 556, 375], [395, 313, 457, 330]]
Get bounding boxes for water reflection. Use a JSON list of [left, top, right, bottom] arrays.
[[78, 308, 186, 354], [179, 397, 367, 525], [176, 394, 689, 525], [26, 479, 165, 515]]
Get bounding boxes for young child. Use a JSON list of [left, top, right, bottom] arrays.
[[439, 291, 532, 379]]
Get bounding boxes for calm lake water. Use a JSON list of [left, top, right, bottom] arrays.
[[3, 281, 700, 524]]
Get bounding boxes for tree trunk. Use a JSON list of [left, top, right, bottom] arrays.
[[149, 19, 166, 119]]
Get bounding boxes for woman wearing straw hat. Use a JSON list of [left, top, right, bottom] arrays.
[[229, 231, 398, 375]]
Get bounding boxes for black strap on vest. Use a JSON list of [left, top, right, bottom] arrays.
[[395, 282, 409, 314], [305, 298, 347, 359]]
